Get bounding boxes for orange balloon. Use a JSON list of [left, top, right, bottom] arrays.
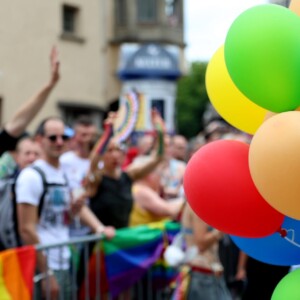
[[249, 111, 300, 219]]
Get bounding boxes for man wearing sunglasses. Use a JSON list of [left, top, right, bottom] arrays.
[[15, 116, 115, 300]]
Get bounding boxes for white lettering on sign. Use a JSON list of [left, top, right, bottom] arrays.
[[134, 57, 172, 69]]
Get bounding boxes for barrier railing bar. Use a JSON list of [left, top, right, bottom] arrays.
[[35, 234, 104, 251], [71, 245, 77, 300], [95, 244, 101, 300], [46, 249, 51, 300], [84, 243, 90, 300], [59, 246, 63, 300]]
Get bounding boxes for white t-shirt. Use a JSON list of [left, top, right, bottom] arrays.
[[15, 159, 71, 270], [161, 158, 186, 200], [60, 151, 90, 190], [60, 151, 91, 237]]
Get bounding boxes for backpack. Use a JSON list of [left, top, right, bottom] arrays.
[[0, 166, 49, 251]]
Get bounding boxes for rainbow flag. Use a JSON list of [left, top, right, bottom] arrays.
[[81, 221, 180, 298], [0, 246, 36, 300]]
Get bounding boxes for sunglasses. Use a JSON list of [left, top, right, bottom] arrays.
[[45, 134, 70, 142]]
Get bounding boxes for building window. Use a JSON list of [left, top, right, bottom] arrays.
[[165, 0, 181, 26], [137, 0, 157, 23], [62, 5, 78, 34], [115, 0, 127, 26], [61, 5, 85, 43], [151, 99, 165, 120], [58, 103, 104, 130], [165, 0, 175, 16]]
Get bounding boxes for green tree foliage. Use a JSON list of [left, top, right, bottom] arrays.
[[175, 62, 209, 138]]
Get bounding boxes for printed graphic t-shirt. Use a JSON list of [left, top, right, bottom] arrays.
[[16, 159, 71, 270]]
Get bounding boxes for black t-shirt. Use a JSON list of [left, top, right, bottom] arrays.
[[0, 129, 20, 156], [90, 172, 133, 229]]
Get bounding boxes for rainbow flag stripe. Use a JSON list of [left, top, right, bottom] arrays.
[[114, 91, 140, 142], [94, 124, 114, 155], [0, 246, 36, 300]]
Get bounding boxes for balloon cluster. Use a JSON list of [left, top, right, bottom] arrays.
[[184, 4, 300, 269]]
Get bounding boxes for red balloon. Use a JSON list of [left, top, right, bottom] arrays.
[[183, 140, 284, 237]]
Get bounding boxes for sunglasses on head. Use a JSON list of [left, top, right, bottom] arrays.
[[45, 134, 70, 142]]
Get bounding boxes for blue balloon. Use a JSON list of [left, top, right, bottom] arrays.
[[230, 217, 300, 266]]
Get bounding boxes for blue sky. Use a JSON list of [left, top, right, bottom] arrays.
[[184, 0, 269, 62]]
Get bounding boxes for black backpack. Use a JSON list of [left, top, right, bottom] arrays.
[[0, 166, 48, 251]]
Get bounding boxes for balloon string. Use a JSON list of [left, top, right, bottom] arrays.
[[282, 229, 300, 248], [284, 237, 300, 248]]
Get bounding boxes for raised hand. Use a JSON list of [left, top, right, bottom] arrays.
[[104, 111, 118, 128], [151, 108, 166, 132], [49, 46, 60, 87]]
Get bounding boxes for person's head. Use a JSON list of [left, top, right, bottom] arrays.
[[102, 138, 126, 171], [222, 132, 252, 144], [132, 155, 165, 190], [35, 117, 69, 162], [188, 134, 206, 159], [73, 115, 97, 148], [15, 137, 41, 169], [204, 120, 231, 142], [137, 134, 155, 155], [171, 135, 188, 161]]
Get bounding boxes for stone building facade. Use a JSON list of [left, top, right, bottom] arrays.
[[0, 0, 185, 133]]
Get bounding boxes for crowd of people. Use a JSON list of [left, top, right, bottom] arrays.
[[0, 47, 289, 300]]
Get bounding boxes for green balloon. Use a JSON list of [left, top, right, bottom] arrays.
[[272, 269, 300, 300], [225, 4, 300, 113]]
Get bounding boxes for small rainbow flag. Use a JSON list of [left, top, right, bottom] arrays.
[[0, 246, 36, 300], [114, 90, 140, 143]]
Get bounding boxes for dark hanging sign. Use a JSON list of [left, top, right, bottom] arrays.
[[118, 43, 181, 80]]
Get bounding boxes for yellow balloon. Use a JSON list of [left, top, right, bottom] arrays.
[[206, 46, 267, 135], [249, 111, 300, 219]]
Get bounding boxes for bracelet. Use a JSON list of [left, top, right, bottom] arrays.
[[33, 269, 54, 283]]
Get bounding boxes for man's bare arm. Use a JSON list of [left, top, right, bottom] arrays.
[[17, 203, 60, 299], [5, 47, 60, 137]]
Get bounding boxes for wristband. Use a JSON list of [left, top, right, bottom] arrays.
[[33, 269, 54, 283], [155, 125, 164, 156]]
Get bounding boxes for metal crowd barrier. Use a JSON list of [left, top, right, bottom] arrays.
[[34, 234, 174, 300], [35, 234, 103, 300]]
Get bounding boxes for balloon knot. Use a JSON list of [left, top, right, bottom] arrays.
[[278, 228, 287, 238]]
